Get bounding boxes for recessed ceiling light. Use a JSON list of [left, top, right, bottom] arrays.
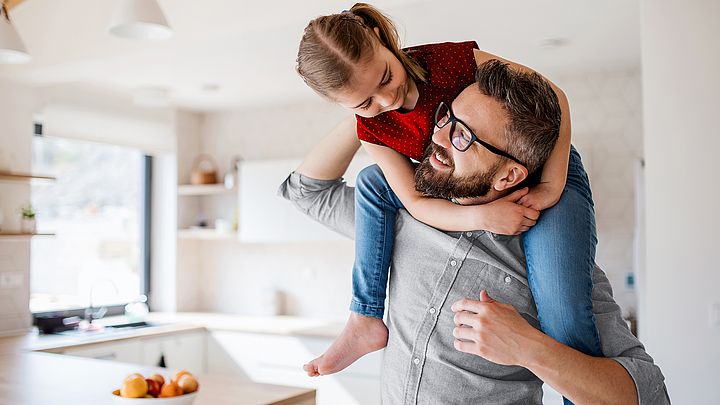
[[201, 83, 221, 93], [108, 0, 172, 41], [539, 38, 569, 49]]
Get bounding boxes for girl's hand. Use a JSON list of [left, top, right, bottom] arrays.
[[476, 188, 540, 235], [517, 182, 563, 211]]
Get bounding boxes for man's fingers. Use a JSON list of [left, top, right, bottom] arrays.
[[453, 310, 480, 327], [453, 339, 475, 354], [500, 187, 529, 203], [479, 289, 495, 303], [453, 326, 477, 341], [522, 218, 536, 227], [451, 298, 484, 313], [523, 207, 540, 221]]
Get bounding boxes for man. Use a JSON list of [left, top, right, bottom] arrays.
[[279, 60, 669, 404]]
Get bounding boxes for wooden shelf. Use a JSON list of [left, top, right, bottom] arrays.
[[0, 171, 56, 184], [0, 232, 55, 239], [177, 183, 235, 196], [177, 229, 237, 240]]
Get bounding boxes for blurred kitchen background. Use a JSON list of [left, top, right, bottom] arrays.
[[0, 0, 717, 404]]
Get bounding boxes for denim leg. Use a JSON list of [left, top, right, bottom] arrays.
[[523, 146, 601, 405], [350, 165, 405, 319]]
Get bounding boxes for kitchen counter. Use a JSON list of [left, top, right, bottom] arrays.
[[143, 312, 344, 339], [0, 313, 340, 404], [0, 351, 314, 405], [0, 313, 343, 356]]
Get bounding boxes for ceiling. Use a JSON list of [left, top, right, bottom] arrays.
[[0, 0, 641, 111]]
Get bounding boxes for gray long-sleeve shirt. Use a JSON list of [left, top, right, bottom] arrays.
[[279, 172, 670, 405]]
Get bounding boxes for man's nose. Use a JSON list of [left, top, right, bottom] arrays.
[[432, 125, 451, 149]]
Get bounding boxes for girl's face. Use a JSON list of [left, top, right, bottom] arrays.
[[333, 42, 412, 118]]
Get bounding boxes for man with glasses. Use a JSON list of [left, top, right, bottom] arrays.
[[280, 60, 669, 404]]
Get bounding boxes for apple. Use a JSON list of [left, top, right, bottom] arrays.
[[123, 373, 144, 382], [145, 378, 161, 397], [177, 374, 199, 394], [150, 373, 165, 386], [120, 375, 148, 398]]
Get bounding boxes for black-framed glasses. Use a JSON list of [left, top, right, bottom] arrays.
[[434, 101, 526, 167]]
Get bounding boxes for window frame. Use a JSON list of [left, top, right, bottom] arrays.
[[30, 131, 153, 323]]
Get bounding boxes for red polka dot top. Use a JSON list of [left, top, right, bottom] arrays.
[[356, 41, 479, 162]]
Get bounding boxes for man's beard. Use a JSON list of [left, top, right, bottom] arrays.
[[414, 143, 502, 199]]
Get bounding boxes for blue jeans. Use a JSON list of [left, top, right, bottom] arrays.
[[523, 146, 601, 405], [351, 147, 601, 405], [350, 164, 405, 318]]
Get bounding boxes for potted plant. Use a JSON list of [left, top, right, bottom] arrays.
[[20, 203, 36, 234]]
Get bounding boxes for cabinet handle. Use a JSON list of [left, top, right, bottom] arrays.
[[94, 353, 117, 360]]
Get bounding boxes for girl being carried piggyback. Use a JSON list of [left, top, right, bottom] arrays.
[[294, 4, 602, 396]]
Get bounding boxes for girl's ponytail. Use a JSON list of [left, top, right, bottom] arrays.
[[297, 3, 426, 99], [349, 3, 426, 83]]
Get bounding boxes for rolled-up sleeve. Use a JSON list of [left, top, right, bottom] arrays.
[[277, 171, 356, 240], [591, 267, 671, 404]]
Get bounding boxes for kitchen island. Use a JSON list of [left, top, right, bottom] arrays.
[[0, 313, 345, 405]]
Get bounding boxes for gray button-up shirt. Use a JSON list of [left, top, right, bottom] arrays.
[[279, 172, 670, 405]]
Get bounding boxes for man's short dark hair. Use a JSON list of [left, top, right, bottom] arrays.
[[475, 60, 562, 176]]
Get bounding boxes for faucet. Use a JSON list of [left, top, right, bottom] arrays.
[[85, 278, 120, 324]]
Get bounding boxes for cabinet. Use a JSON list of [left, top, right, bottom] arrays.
[[207, 331, 381, 405], [62, 340, 142, 364], [141, 331, 206, 372], [238, 154, 373, 242], [61, 331, 206, 373]]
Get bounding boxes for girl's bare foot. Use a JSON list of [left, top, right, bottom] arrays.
[[303, 313, 388, 377]]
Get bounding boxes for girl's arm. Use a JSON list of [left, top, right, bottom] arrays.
[[473, 49, 571, 210], [296, 116, 361, 180], [363, 141, 539, 235]]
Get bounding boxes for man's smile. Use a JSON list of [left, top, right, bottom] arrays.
[[428, 144, 453, 171]]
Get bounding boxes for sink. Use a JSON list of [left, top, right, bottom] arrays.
[[105, 321, 153, 329], [55, 321, 158, 337]]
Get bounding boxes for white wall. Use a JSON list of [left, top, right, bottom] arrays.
[[0, 80, 36, 335], [640, 0, 720, 403], [553, 69, 644, 314]]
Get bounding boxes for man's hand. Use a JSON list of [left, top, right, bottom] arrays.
[[517, 182, 563, 211], [475, 188, 540, 235], [451, 290, 540, 366]]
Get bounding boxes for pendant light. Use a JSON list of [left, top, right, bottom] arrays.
[[108, 0, 172, 41], [0, 1, 30, 64]]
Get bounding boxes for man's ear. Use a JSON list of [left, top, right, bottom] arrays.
[[493, 163, 528, 192]]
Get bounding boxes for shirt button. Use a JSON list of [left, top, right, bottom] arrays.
[[504, 276, 512, 283], [413, 358, 420, 365], [429, 307, 436, 314], [465, 232, 473, 237], [450, 260, 457, 266]]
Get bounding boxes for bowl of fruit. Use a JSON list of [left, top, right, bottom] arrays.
[[112, 370, 199, 404]]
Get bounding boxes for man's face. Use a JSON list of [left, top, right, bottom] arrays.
[[415, 85, 511, 199]]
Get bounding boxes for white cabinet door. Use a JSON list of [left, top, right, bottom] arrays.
[[207, 331, 381, 405], [62, 340, 142, 364], [140, 331, 206, 373], [238, 154, 373, 243]]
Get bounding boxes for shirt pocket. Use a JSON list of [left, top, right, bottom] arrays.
[[473, 264, 538, 322]]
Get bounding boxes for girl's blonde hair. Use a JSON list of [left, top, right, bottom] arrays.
[[296, 3, 426, 99]]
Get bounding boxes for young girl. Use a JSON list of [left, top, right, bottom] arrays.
[[295, 2, 602, 390]]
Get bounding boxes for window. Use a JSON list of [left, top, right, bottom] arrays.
[[30, 135, 151, 314]]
